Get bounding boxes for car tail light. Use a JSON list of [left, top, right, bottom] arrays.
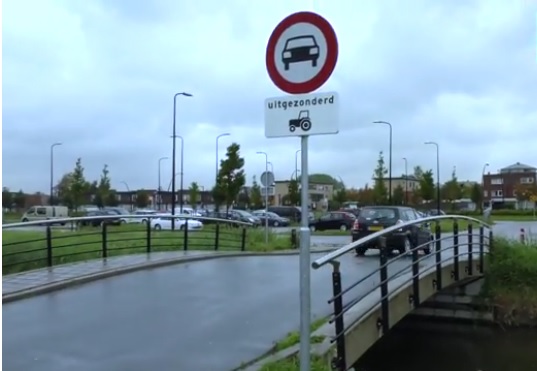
[[310, 47, 319, 55], [352, 220, 360, 230]]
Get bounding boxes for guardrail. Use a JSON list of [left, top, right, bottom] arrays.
[[2, 214, 253, 275], [311, 215, 493, 371]]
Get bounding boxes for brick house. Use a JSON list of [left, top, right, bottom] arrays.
[[483, 162, 537, 208]]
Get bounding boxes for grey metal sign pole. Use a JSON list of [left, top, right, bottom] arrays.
[[298, 135, 311, 371], [264, 162, 269, 244]]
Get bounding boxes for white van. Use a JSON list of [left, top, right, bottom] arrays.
[[21, 206, 69, 223]]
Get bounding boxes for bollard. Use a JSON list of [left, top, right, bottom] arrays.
[[520, 228, 526, 244]]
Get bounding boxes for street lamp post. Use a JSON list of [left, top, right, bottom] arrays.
[[50, 142, 62, 206], [158, 157, 169, 210], [216, 133, 231, 180], [425, 141, 441, 214], [171, 92, 193, 231], [295, 150, 301, 181], [256, 151, 269, 244], [403, 157, 408, 205], [482, 162, 489, 211], [170, 135, 185, 214], [374, 121, 393, 204], [268, 161, 274, 174]]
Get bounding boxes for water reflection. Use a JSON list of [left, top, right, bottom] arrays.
[[354, 318, 537, 371]]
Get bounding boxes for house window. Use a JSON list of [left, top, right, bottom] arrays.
[[490, 178, 503, 185], [484, 190, 488, 197], [521, 177, 535, 184], [492, 190, 503, 197]]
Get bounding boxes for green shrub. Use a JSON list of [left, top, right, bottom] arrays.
[[483, 238, 537, 324], [246, 228, 293, 252]]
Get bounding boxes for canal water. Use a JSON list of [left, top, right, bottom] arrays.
[[353, 318, 537, 371]]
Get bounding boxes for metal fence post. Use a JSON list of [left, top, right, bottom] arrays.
[[241, 227, 247, 251], [378, 236, 390, 333], [146, 219, 152, 253], [467, 224, 473, 275], [330, 261, 347, 371], [183, 218, 189, 251], [46, 226, 53, 267], [435, 223, 442, 290], [453, 220, 460, 281], [411, 240, 420, 307], [479, 226, 485, 274], [214, 223, 220, 251], [101, 223, 108, 258]]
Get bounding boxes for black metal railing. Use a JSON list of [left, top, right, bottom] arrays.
[[311, 215, 492, 371], [2, 214, 253, 275]]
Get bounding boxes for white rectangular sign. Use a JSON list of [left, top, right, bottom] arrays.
[[264, 91, 339, 138]]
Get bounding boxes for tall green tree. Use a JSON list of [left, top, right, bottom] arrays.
[[250, 176, 263, 209], [70, 158, 89, 211], [188, 182, 200, 208], [14, 190, 26, 209], [470, 183, 483, 211], [217, 143, 246, 212], [413, 166, 424, 180], [372, 151, 388, 204], [135, 190, 150, 209], [2, 187, 13, 210], [334, 186, 347, 204], [105, 190, 119, 207], [419, 170, 435, 202], [95, 164, 112, 208], [56, 173, 74, 208], [441, 168, 462, 204], [392, 185, 405, 205], [288, 178, 300, 206]]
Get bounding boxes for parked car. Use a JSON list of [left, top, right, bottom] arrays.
[[150, 216, 203, 231], [133, 209, 158, 224], [21, 205, 68, 223], [351, 206, 432, 256], [104, 207, 138, 224], [427, 209, 446, 216], [228, 210, 261, 226], [174, 207, 203, 217], [252, 210, 290, 227], [80, 210, 122, 227], [267, 206, 304, 222], [309, 211, 356, 232]]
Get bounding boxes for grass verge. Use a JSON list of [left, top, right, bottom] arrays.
[[482, 237, 537, 325], [274, 317, 327, 352], [2, 224, 293, 275], [236, 317, 328, 370]]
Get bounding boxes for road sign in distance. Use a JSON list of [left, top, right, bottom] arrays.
[[264, 91, 339, 138], [260, 171, 275, 187], [266, 11, 338, 95]]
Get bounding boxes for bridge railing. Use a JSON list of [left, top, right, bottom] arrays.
[[312, 215, 493, 371], [2, 214, 253, 275]]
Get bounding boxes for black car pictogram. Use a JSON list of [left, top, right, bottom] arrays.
[[289, 110, 312, 132], [282, 35, 319, 71]]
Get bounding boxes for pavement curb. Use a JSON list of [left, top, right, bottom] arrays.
[[2, 248, 337, 304]]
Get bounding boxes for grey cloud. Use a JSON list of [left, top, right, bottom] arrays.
[[3, 0, 537, 193]]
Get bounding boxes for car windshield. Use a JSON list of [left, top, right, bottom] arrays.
[[360, 208, 396, 220], [285, 36, 316, 49]]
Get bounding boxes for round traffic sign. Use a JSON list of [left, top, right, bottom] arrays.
[[266, 11, 338, 95]]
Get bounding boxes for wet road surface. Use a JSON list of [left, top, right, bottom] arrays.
[[3, 221, 532, 371], [4, 253, 414, 371]]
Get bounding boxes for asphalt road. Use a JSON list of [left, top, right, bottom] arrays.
[[3, 222, 532, 371]]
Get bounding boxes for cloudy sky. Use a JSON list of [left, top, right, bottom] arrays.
[[3, 0, 537, 193]]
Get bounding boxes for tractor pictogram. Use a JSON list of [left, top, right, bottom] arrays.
[[289, 110, 312, 132]]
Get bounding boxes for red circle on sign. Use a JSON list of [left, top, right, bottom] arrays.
[[266, 11, 338, 95]]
